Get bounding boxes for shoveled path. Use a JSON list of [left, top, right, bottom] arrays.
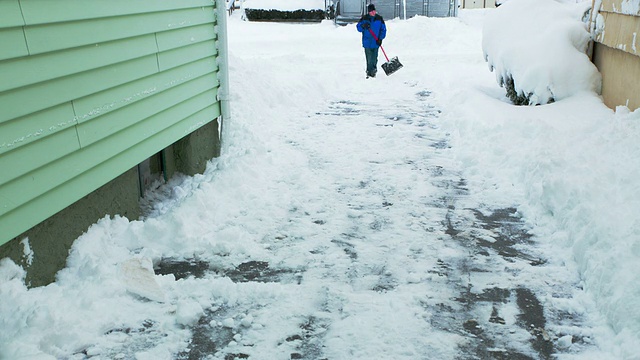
[[132, 84, 599, 360]]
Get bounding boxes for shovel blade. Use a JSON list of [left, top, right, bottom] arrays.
[[381, 56, 403, 76]]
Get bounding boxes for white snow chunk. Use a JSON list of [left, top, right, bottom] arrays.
[[176, 299, 204, 326], [0, 257, 25, 282], [406, 273, 422, 284], [20, 238, 34, 266], [558, 334, 573, 348], [120, 257, 165, 302], [240, 314, 254, 327], [222, 317, 236, 328]]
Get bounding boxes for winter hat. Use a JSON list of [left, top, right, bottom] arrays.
[[367, 4, 376, 12]]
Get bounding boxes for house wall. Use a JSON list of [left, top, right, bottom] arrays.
[[593, 0, 640, 110], [1, 119, 220, 287], [461, 0, 496, 9], [0, 0, 226, 286], [374, 0, 458, 20], [337, 0, 458, 24], [593, 43, 640, 110], [0, 166, 142, 287]]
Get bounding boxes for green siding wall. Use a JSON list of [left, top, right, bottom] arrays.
[[0, 0, 223, 245]]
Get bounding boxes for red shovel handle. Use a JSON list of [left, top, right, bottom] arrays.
[[368, 28, 390, 62]]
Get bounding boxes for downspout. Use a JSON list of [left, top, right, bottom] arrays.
[[587, 0, 597, 60], [215, 0, 232, 150], [403, 0, 406, 20]]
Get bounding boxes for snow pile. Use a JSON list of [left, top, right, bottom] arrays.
[[482, 0, 601, 105], [445, 90, 640, 357]]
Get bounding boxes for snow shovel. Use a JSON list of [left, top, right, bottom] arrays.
[[368, 28, 403, 76]]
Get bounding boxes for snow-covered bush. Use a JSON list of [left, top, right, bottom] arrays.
[[482, 0, 601, 105], [242, 0, 327, 22], [243, 8, 325, 22]]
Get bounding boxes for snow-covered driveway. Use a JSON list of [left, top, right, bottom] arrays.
[[2, 11, 631, 360]]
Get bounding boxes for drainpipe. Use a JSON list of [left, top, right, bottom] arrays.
[[587, 0, 597, 60], [215, 0, 232, 150], [403, 0, 407, 20]]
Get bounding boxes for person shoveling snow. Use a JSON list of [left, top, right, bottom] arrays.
[[356, 4, 402, 78]]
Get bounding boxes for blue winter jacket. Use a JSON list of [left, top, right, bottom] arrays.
[[356, 14, 386, 49]]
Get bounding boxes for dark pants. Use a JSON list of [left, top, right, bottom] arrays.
[[364, 47, 379, 76]]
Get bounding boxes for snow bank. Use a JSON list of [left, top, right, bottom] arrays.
[[482, 0, 601, 105], [444, 85, 640, 358], [479, 2, 640, 349]]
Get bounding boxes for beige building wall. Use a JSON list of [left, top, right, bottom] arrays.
[[593, 0, 640, 111], [593, 43, 640, 111]]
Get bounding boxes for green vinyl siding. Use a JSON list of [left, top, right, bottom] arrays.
[[0, 1, 24, 28], [0, 34, 159, 92], [159, 40, 218, 71], [73, 57, 217, 124], [0, 127, 81, 187], [0, 55, 159, 123], [0, 103, 76, 155], [76, 73, 219, 146], [0, 89, 219, 217], [156, 23, 217, 52], [0, 1, 224, 245], [24, 8, 215, 55], [0, 27, 29, 61], [1, 104, 220, 242], [19, 0, 214, 25]]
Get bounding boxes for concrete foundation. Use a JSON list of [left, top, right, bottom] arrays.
[[172, 119, 221, 176], [0, 118, 222, 288], [1, 167, 141, 287]]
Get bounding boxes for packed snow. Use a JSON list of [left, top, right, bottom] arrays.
[[2, 2, 640, 360]]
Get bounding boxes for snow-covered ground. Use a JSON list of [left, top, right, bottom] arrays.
[[2, 3, 640, 360]]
